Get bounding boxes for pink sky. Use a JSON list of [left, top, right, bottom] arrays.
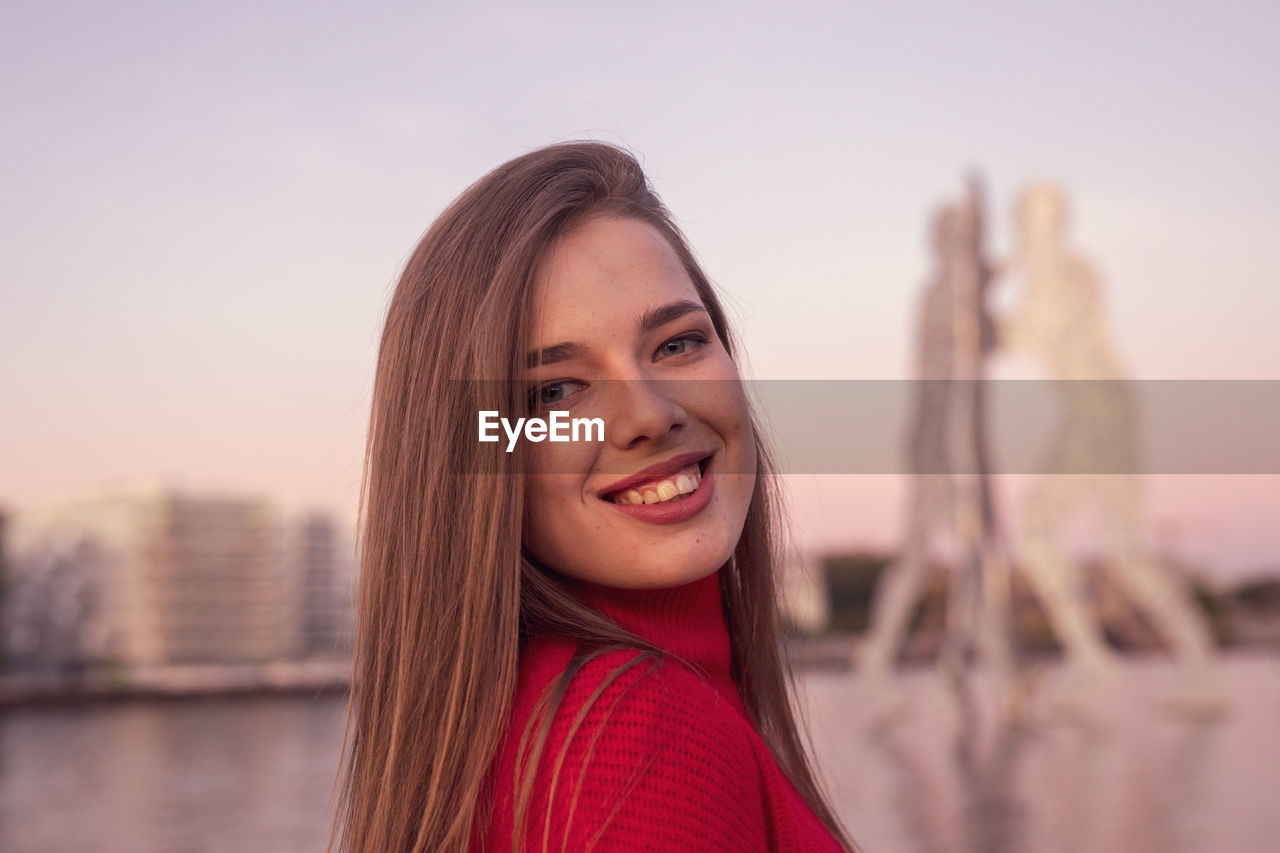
[[3, 3, 1278, 581]]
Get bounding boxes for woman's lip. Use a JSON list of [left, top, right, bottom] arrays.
[[597, 449, 712, 499], [606, 463, 715, 525]]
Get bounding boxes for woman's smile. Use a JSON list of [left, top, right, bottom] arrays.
[[599, 452, 716, 524]]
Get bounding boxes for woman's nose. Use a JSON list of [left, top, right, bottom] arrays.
[[604, 378, 689, 451]]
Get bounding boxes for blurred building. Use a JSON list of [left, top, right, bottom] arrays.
[[1, 488, 354, 677], [0, 505, 9, 668], [293, 511, 356, 658], [779, 554, 832, 637]]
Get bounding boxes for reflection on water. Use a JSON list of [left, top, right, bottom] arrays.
[[1, 655, 1277, 852], [803, 652, 1280, 853], [0, 694, 347, 853]]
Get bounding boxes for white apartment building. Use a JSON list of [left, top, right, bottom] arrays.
[[1, 487, 337, 672]]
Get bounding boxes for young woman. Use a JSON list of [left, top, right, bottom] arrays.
[[330, 142, 856, 852]]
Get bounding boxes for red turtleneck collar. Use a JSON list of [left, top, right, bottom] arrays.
[[563, 568, 746, 716]]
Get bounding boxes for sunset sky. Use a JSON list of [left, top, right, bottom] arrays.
[[3, 2, 1278, 579]]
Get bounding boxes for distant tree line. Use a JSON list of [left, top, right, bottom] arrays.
[[820, 551, 1280, 656]]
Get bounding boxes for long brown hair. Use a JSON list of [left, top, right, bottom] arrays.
[[330, 141, 853, 851]]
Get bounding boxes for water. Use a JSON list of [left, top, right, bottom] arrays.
[[1, 654, 1277, 852], [0, 694, 347, 853], [802, 652, 1280, 853]]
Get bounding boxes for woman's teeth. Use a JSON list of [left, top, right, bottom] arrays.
[[611, 464, 702, 505]]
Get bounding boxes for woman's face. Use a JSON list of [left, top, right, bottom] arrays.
[[521, 216, 757, 590]]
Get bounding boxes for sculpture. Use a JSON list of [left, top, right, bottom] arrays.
[[859, 177, 1225, 721], [858, 178, 1013, 720], [1000, 182, 1225, 716]]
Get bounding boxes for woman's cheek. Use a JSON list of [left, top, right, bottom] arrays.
[[522, 435, 598, 556], [522, 476, 579, 572], [524, 421, 597, 478]]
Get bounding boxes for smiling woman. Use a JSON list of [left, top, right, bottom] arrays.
[[329, 142, 856, 852]]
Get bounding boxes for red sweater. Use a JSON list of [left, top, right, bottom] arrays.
[[473, 570, 847, 851]]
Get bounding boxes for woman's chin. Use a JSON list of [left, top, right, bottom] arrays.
[[556, 544, 730, 591], [617, 561, 723, 590]]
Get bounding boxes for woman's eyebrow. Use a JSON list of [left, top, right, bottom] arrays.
[[526, 341, 586, 368], [638, 299, 707, 334], [525, 300, 709, 368]]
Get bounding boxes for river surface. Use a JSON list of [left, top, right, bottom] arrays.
[[1, 653, 1277, 852]]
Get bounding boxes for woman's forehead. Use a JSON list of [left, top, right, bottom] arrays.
[[530, 217, 700, 342]]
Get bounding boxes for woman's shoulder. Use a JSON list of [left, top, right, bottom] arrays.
[[518, 638, 743, 722], [502, 643, 772, 850], [515, 642, 761, 771], [567, 644, 743, 718]]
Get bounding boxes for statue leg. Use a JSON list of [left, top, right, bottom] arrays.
[[977, 545, 1024, 721], [857, 475, 948, 722], [1096, 476, 1226, 716], [1019, 472, 1117, 673], [861, 512, 937, 678], [1018, 471, 1121, 715]]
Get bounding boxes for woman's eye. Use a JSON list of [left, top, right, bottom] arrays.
[[528, 380, 584, 411], [656, 333, 708, 359]]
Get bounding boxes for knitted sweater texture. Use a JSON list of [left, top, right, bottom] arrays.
[[472, 570, 846, 851]]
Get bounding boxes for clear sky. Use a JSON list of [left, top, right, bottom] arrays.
[[3, 1, 1278, 579]]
